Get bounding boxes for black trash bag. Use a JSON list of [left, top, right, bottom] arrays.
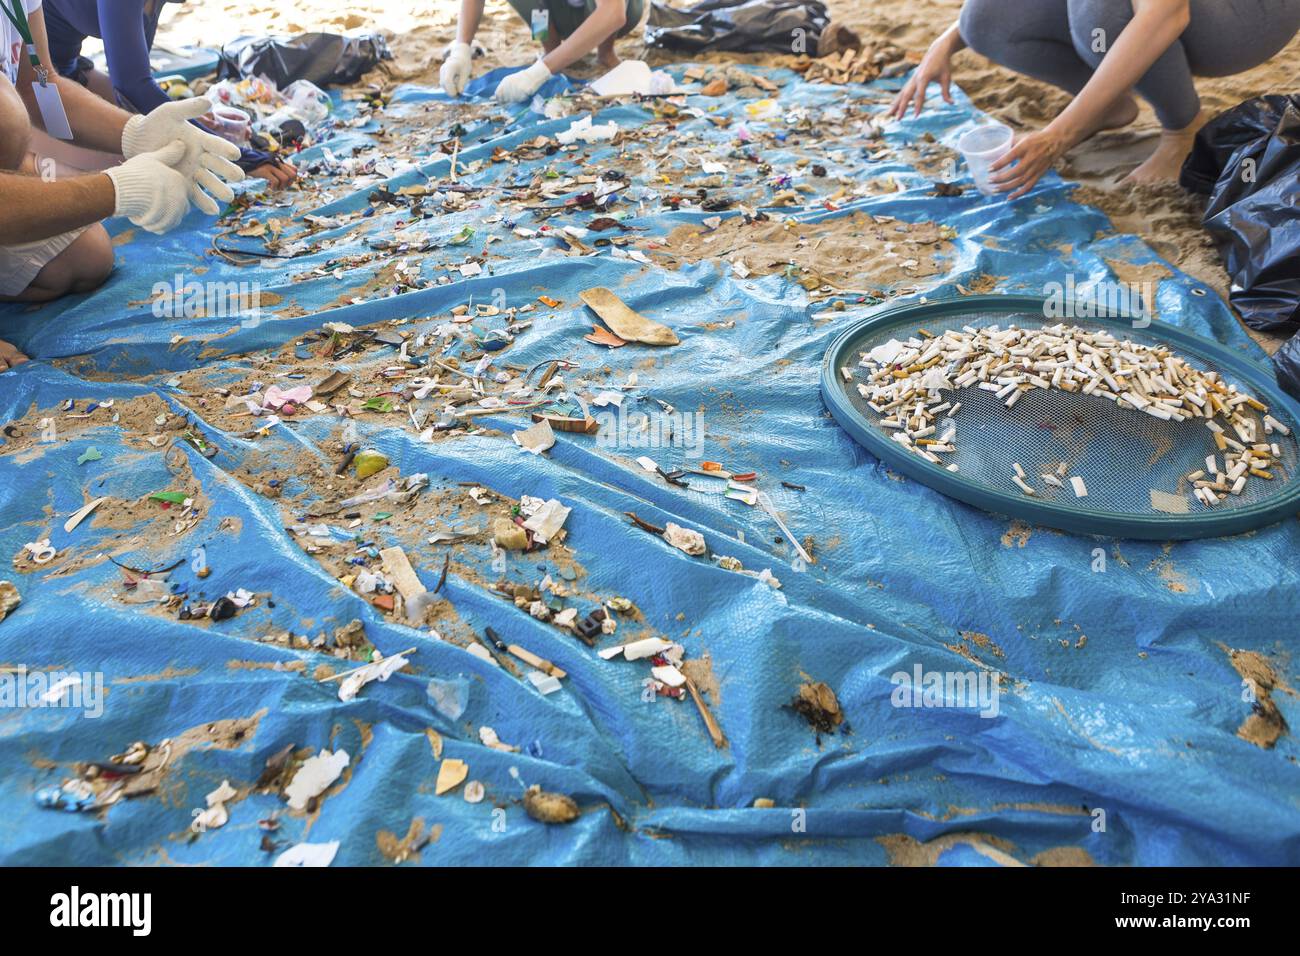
[[1276, 333, 1300, 402], [644, 0, 829, 54], [1180, 94, 1300, 335], [217, 33, 392, 89]]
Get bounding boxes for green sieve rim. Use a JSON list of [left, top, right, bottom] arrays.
[[820, 294, 1300, 540]]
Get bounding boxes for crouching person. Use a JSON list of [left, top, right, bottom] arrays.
[[438, 0, 645, 103], [0, 0, 242, 368]]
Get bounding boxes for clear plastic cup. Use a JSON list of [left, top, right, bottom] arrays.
[[958, 123, 1013, 196]]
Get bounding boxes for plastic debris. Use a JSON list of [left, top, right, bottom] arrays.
[[274, 841, 340, 867], [192, 779, 237, 832], [353, 449, 389, 478], [336, 652, 410, 702], [556, 115, 619, 145], [284, 749, 350, 810], [521, 498, 571, 544], [513, 418, 556, 454], [22, 539, 56, 564], [427, 677, 469, 720], [63, 497, 107, 533], [589, 59, 678, 97]]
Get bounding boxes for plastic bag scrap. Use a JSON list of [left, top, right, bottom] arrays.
[[644, 0, 829, 54], [1180, 94, 1300, 396], [217, 32, 392, 88]]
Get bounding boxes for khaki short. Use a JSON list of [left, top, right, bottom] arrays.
[[0, 228, 85, 298], [507, 0, 646, 41]]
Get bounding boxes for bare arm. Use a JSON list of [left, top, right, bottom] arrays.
[[1051, 0, 1191, 141], [0, 171, 115, 245], [455, 0, 486, 44], [541, 0, 626, 72], [16, 6, 129, 153], [989, 0, 1192, 196], [889, 19, 966, 118]]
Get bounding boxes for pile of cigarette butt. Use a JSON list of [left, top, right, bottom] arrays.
[[847, 323, 1292, 507]]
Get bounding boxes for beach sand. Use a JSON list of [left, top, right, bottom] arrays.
[[155, 0, 1299, 350]]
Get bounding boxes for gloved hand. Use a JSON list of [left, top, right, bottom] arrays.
[[120, 98, 244, 215], [440, 41, 473, 97], [494, 59, 552, 104], [104, 141, 192, 234]]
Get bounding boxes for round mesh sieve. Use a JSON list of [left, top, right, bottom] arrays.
[[820, 295, 1300, 539]]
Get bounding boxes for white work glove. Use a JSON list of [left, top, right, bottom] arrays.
[[440, 40, 473, 97], [494, 59, 552, 104], [104, 141, 192, 234], [120, 98, 244, 216]]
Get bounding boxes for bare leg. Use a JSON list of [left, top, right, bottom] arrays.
[[1124, 108, 1212, 183], [1081, 90, 1140, 138], [0, 224, 115, 303]]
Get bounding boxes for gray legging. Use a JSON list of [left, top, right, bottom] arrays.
[[958, 0, 1300, 129]]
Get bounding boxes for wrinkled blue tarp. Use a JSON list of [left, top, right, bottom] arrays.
[[0, 63, 1296, 866]]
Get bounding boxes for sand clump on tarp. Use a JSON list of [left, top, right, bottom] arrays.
[[662, 212, 953, 292]]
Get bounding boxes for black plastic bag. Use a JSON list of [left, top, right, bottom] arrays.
[[1181, 94, 1300, 399], [217, 33, 392, 89], [1180, 94, 1300, 338], [644, 0, 829, 54], [1276, 334, 1300, 402]]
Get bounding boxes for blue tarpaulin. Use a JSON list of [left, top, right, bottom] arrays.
[[0, 63, 1296, 866]]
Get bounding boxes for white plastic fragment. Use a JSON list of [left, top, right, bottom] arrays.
[[616, 637, 674, 660], [651, 664, 686, 688], [527, 670, 563, 695], [521, 498, 571, 544], [556, 115, 618, 145], [338, 653, 408, 702], [275, 841, 340, 867], [1070, 476, 1088, 497], [284, 749, 350, 810]]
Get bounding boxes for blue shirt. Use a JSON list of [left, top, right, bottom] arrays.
[[43, 0, 170, 114], [43, 0, 272, 171]]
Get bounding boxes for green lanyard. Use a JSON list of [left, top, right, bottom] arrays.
[[1, 0, 48, 84]]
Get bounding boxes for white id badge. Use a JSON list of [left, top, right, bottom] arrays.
[[32, 81, 73, 140], [531, 7, 549, 41]]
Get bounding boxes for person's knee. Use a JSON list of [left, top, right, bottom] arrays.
[[956, 0, 1002, 58], [1068, 0, 1138, 67], [27, 226, 114, 300], [66, 226, 114, 293]]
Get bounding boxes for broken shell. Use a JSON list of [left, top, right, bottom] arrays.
[[435, 758, 469, 795]]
